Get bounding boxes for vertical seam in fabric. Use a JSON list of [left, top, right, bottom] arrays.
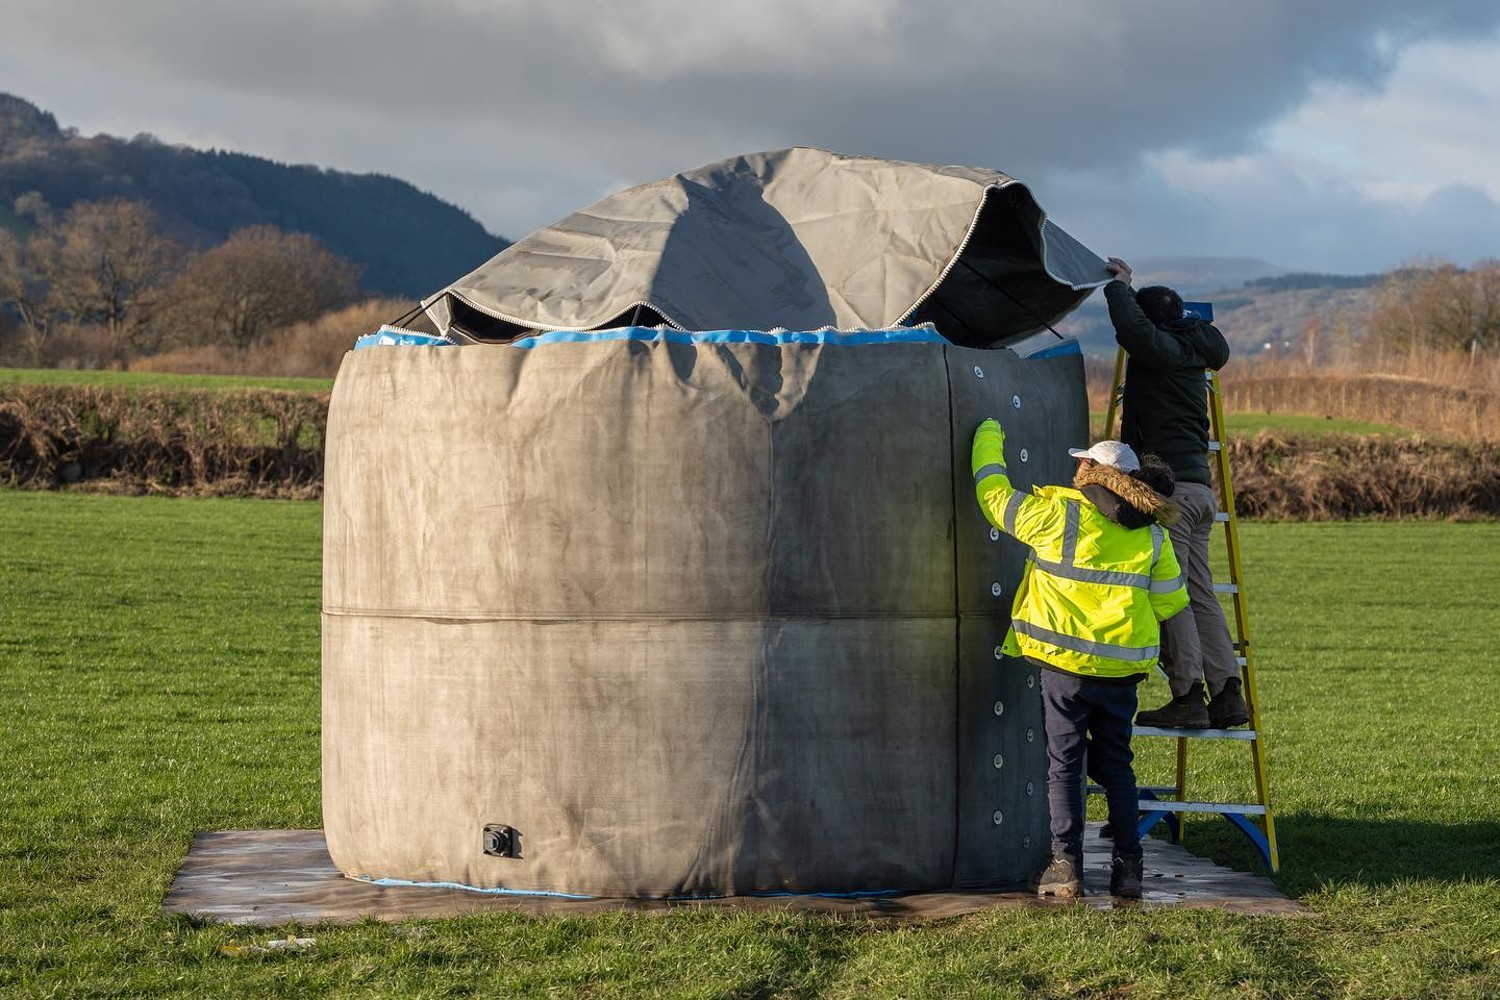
[[944, 346, 962, 889]]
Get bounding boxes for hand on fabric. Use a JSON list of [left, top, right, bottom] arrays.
[[1106, 256, 1133, 285], [972, 418, 1006, 479], [975, 417, 1004, 443]]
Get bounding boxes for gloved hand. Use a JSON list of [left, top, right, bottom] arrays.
[[971, 418, 1007, 480]]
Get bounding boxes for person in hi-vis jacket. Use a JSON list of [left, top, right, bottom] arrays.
[[972, 419, 1188, 899]]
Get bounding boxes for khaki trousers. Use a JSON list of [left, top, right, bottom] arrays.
[[1160, 480, 1241, 698]]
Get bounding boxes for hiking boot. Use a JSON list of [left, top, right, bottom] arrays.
[[1110, 854, 1144, 899], [1135, 682, 1209, 728], [1037, 853, 1083, 899], [1208, 677, 1250, 729]]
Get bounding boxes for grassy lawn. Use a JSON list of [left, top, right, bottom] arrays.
[[1, 493, 1497, 998], [0, 366, 332, 393]]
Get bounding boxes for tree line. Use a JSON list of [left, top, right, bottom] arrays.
[[0, 195, 361, 367], [1367, 259, 1500, 361]]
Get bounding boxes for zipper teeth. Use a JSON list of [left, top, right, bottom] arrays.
[[433, 288, 689, 334], [894, 181, 1007, 326]]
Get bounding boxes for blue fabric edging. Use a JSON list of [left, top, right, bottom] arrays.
[[355, 874, 908, 902], [508, 325, 947, 349], [355, 329, 455, 349], [358, 875, 595, 899]]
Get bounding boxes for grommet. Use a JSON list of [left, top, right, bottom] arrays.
[[1012, 394, 1022, 409], [992, 753, 1004, 769], [1023, 835, 1032, 849], [992, 645, 1003, 660], [973, 366, 985, 379], [1026, 674, 1035, 690], [1026, 780, 1035, 797], [1025, 727, 1035, 743], [1019, 448, 1029, 463], [990, 582, 1003, 597], [993, 701, 1005, 717], [989, 527, 1000, 542], [992, 810, 1004, 826]]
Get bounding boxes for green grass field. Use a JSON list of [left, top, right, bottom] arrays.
[[1, 493, 1497, 998], [0, 366, 332, 393]]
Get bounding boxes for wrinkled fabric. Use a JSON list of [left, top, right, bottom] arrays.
[[412, 148, 1110, 348]]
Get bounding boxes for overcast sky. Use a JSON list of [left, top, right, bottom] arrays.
[[2, 1, 1497, 275]]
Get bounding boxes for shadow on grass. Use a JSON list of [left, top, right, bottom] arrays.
[[1159, 813, 1500, 896]]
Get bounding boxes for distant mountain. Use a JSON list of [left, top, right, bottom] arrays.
[[0, 93, 508, 297], [1129, 256, 1292, 298], [1054, 258, 1386, 358]]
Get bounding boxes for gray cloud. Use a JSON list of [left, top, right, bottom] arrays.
[[3, 0, 1498, 266]]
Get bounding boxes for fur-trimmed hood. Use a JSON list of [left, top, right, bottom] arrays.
[[1072, 462, 1179, 529]]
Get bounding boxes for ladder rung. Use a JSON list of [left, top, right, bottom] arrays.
[[1215, 512, 1231, 522], [1088, 785, 1180, 796], [1213, 582, 1239, 594], [1236, 656, 1248, 667], [1133, 726, 1258, 740], [1139, 800, 1267, 816]]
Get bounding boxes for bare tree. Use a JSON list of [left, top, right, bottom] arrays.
[[0, 228, 52, 363], [162, 226, 361, 352], [0, 197, 181, 365], [1369, 259, 1500, 362], [44, 199, 181, 364]]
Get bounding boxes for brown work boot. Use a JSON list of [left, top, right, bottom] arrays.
[[1110, 853, 1144, 899], [1135, 682, 1210, 728], [1208, 677, 1250, 728], [1037, 853, 1083, 898]]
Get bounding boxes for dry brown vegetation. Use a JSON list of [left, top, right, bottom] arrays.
[[0, 384, 326, 497], [132, 298, 407, 378], [1229, 433, 1500, 520], [1088, 348, 1500, 443]]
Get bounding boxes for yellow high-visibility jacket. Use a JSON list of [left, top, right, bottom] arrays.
[[971, 419, 1189, 680]]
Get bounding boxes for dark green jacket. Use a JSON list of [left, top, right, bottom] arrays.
[[1105, 280, 1230, 485]]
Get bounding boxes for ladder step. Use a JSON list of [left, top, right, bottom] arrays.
[[1208, 440, 1222, 451], [1133, 725, 1258, 740], [1215, 512, 1231, 522], [1088, 785, 1179, 797], [1236, 656, 1248, 667], [1213, 582, 1239, 594], [1139, 800, 1267, 816]]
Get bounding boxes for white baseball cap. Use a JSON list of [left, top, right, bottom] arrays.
[[1067, 440, 1140, 472]]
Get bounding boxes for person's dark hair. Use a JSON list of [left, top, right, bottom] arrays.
[[1135, 285, 1184, 326], [1131, 453, 1176, 497]]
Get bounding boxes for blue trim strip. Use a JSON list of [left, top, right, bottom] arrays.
[[508, 326, 948, 349], [356, 874, 907, 901], [355, 331, 455, 349], [360, 875, 593, 899]]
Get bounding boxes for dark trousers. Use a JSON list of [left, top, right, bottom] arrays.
[[1038, 667, 1141, 861]]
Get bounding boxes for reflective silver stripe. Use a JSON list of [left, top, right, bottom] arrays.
[[1035, 557, 1150, 590], [1003, 491, 1025, 536], [1150, 524, 1163, 565], [1012, 619, 1159, 661], [973, 463, 1007, 484], [1150, 574, 1185, 594], [1061, 500, 1079, 565]]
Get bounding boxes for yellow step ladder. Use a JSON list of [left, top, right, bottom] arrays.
[[1099, 302, 1279, 871]]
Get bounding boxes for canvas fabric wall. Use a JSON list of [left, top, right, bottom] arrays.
[[322, 338, 1087, 897]]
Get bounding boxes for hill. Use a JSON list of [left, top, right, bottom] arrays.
[[1054, 264, 1384, 358], [0, 93, 507, 297]]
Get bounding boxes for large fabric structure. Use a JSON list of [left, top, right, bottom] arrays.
[[401, 147, 1109, 348], [322, 150, 1110, 897]]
